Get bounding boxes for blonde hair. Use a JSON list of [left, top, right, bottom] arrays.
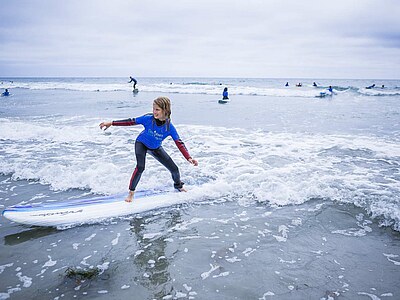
[[153, 96, 172, 119]]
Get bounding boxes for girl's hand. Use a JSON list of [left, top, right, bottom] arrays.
[[188, 158, 198, 166], [99, 121, 112, 131]]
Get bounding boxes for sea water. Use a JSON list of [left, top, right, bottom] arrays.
[[0, 77, 399, 299]]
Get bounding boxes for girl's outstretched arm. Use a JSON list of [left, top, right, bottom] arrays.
[[99, 118, 137, 130], [99, 121, 112, 130]]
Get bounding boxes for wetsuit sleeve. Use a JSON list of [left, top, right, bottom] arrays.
[[174, 139, 192, 160], [170, 124, 192, 160], [112, 118, 137, 126]]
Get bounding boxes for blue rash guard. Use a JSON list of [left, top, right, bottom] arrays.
[[112, 114, 192, 160], [135, 114, 179, 149]]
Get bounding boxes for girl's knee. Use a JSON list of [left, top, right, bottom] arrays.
[[171, 165, 179, 173], [136, 165, 145, 173]]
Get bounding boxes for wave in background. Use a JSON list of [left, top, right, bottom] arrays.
[[1, 77, 400, 98]]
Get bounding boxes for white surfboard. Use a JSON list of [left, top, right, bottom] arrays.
[[316, 91, 327, 98], [2, 189, 177, 227], [218, 98, 230, 104]]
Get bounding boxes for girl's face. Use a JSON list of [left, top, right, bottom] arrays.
[[153, 104, 166, 120]]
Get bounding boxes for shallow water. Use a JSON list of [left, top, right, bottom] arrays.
[[1, 77, 400, 299], [1, 174, 399, 299]]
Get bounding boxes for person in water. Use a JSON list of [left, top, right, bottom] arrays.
[[129, 76, 137, 89], [222, 87, 229, 99], [99, 96, 198, 202], [328, 86, 333, 93], [2, 89, 9, 96], [285, 82, 289, 87], [313, 82, 318, 87], [366, 84, 375, 89]]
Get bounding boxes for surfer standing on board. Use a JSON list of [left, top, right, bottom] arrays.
[[99, 96, 198, 202], [129, 76, 137, 89]]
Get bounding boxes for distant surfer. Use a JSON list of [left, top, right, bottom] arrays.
[[222, 87, 229, 100], [129, 76, 137, 90], [1, 89, 9, 96], [313, 82, 318, 87], [328, 86, 333, 93], [296, 83, 302, 87], [366, 84, 375, 89], [99, 97, 198, 203], [285, 82, 289, 87]]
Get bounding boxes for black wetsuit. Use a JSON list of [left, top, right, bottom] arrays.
[[112, 115, 192, 191], [129, 77, 137, 89]]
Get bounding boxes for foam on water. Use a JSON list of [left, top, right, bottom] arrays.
[[359, 88, 400, 97], [2, 78, 399, 98], [1, 117, 399, 231]]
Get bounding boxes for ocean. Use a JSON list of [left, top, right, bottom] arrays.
[[0, 77, 399, 299]]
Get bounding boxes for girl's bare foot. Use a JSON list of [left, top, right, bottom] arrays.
[[178, 187, 187, 192], [125, 191, 134, 202]]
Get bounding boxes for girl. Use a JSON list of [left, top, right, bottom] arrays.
[[99, 97, 198, 202]]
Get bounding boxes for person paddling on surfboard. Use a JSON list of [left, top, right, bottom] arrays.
[[99, 96, 198, 203], [366, 84, 375, 89]]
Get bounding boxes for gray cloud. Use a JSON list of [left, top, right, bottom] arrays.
[[0, 0, 399, 78]]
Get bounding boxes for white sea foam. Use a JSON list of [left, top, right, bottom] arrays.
[[273, 225, 289, 242], [201, 264, 220, 280], [111, 233, 120, 246], [260, 291, 275, 299], [0, 263, 13, 274], [80, 255, 92, 266], [85, 234, 96, 241], [359, 88, 400, 97], [357, 292, 381, 300], [143, 232, 163, 239], [169, 217, 204, 231], [97, 262, 110, 275], [2, 80, 335, 97], [9, 78, 391, 99], [42, 256, 57, 268], [1, 118, 399, 231], [383, 253, 400, 266], [16, 272, 32, 288]]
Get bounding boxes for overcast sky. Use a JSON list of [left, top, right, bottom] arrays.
[[1, 0, 399, 79]]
